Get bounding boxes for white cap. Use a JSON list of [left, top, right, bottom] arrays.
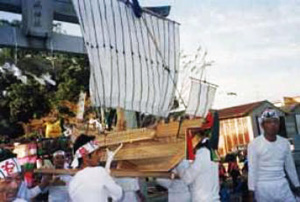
[[53, 150, 66, 157], [260, 108, 279, 123]]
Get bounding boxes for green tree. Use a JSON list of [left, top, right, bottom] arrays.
[[0, 48, 89, 138], [54, 56, 90, 103]]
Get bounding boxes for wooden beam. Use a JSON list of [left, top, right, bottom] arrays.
[[112, 170, 172, 178], [35, 168, 79, 175], [34, 168, 173, 178]]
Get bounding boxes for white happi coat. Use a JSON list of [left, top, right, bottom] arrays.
[[248, 135, 300, 202], [45, 175, 73, 202], [178, 148, 220, 202], [13, 199, 27, 202], [68, 167, 123, 202], [115, 178, 140, 202], [17, 181, 42, 201], [156, 178, 191, 202], [157, 160, 191, 202]]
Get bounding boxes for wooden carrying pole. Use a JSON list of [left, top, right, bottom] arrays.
[[34, 168, 173, 178]]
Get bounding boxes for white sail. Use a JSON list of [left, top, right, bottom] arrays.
[[72, 0, 180, 117], [185, 78, 217, 117]]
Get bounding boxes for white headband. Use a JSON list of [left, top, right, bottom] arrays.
[[260, 108, 279, 123], [53, 150, 65, 157], [0, 158, 22, 178], [71, 141, 99, 168]]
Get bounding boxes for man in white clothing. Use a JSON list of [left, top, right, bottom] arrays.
[[248, 108, 300, 202], [68, 134, 123, 202], [16, 177, 49, 201], [177, 134, 220, 202], [156, 160, 191, 202], [115, 177, 145, 202], [41, 150, 72, 202]]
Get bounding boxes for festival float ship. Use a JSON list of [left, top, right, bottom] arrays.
[[35, 0, 218, 177]]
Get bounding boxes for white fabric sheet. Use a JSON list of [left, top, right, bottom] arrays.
[[185, 79, 217, 117], [72, 0, 180, 117]]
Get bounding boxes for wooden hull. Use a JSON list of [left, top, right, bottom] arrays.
[[93, 118, 203, 172]]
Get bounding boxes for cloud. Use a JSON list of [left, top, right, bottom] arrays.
[[67, 0, 300, 109]]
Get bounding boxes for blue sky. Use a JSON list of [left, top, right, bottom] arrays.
[[1, 0, 300, 109], [141, 0, 300, 108]]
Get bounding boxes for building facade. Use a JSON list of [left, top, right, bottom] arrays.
[[218, 101, 286, 156]]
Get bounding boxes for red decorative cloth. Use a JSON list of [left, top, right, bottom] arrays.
[[186, 129, 195, 160]]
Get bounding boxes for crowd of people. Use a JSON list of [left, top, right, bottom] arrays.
[[1, 108, 300, 202], [218, 149, 249, 201]]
